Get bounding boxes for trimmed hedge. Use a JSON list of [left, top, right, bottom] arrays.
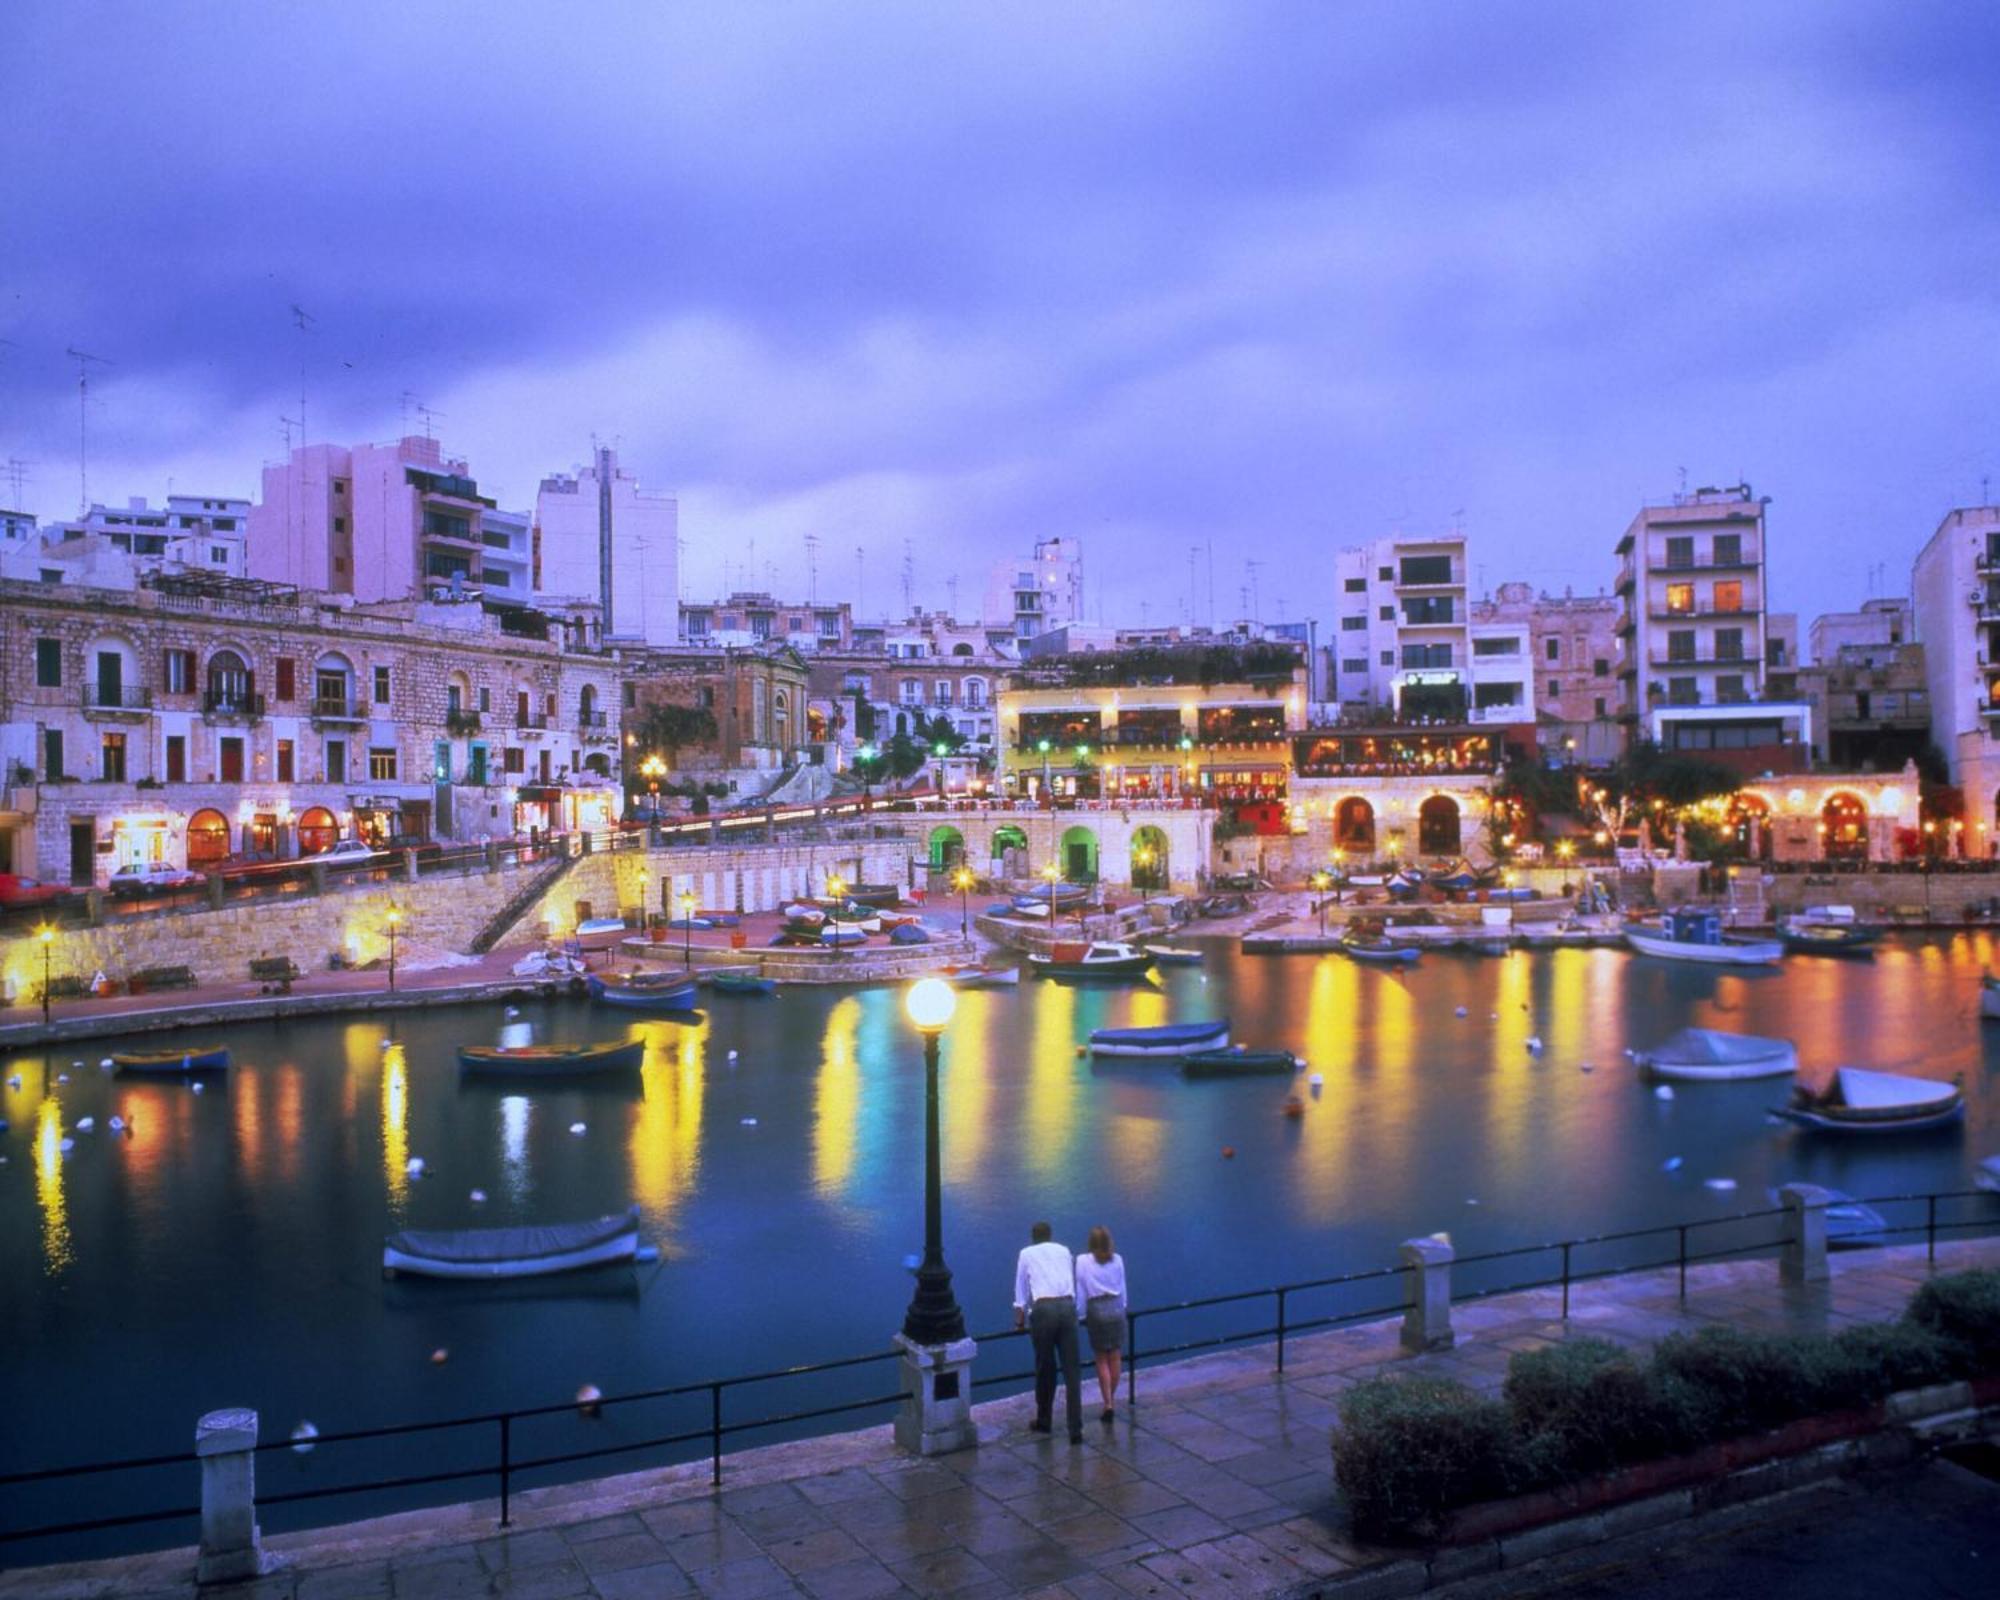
[[1334, 1267, 2000, 1541]]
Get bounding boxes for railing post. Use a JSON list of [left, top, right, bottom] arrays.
[[1561, 1242, 1572, 1318], [498, 1415, 512, 1527], [1400, 1234, 1455, 1352], [1677, 1224, 1688, 1301], [195, 1408, 264, 1585], [1275, 1287, 1288, 1373], [1927, 1194, 1937, 1264], [710, 1383, 722, 1487], [1779, 1183, 1834, 1285], [1127, 1313, 1139, 1409]]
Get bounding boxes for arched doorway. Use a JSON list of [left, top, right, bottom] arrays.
[[1131, 824, 1169, 890], [1334, 797, 1376, 853], [297, 806, 339, 855], [205, 649, 254, 713], [1730, 793, 1772, 860], [186, 808, 230, 868], [929, 824, 965, 873], [1821, 792, 1868, 861], [990, 824, 1029, 874], [1059, 824, 1099, 882], [1417, 795, 1461, 856]]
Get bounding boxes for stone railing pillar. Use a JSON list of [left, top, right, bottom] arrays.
[[402, 848, 420, 881], [84, 888, 105, 926], [1400, 1234, 1455, 1352], [206, 874, 225, 910], [1780, 1183, 1833, 1284], [485, 840, 502, 873], [308, 863, 328, 898], [195, 1407, 264, 1585], [892, 1335, 979, 1457]]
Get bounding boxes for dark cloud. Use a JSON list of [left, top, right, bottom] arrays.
[[2, 0, 1995, 626]]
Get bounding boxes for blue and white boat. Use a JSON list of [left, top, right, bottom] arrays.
[[1623, 908, 1782, 966], [1088, 1018, 1231, 1058]]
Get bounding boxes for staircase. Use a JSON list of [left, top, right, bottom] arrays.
[[470, 854, 578, 954], [1725, 872, 1768, 927]]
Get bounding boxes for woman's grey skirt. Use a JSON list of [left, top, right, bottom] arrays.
[[1084, 1295, 1126, 1355]]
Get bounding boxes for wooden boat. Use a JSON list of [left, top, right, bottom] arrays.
[[1779, 908, 1880, 957], [889, 922, 932, 945], [708, 971, 776, 997], [847, 883, 904, 910], [1633, 1027, 1797, 1082], [383, 1206, 642, 1280], [1340, 932, 1422, 965], [1775, 1067, 1964, 1133], [457, 1038, 645, 1076], [1980, 975, 2000, 1021], [575, 917, 628, 937], [1143, 944, 1205, 966], [111, 1044, 231, 1074], [782, 904, 826, 928], [1181, 1047, 1299, 1077], [1088, 1018, 1231, 1057], [940, 962, 1019, 988], [1028, 940, 1155, 979], [1623, 908, 1782, 966], [586, 972, 699, 1010]]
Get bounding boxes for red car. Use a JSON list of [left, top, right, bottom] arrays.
[[0, 873, 72, 908]]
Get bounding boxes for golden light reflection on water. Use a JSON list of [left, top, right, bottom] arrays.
[[500, 1095, 531, 1201], [381, 1041, 408, 1216], [813, 997, 861, 1196], [1104, 1109, 1165, 1203], [275, 1067, 303, 1183], [941, 992, 991, 1188], [1024, 980, 1078, 1179], [1295, 955, 1365, 1223], [232, 1061, 263, 1182], [630, 1019, 705, 1223], [36, 1095, 72, 1275]]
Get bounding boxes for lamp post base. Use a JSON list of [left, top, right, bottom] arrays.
[[891, 1334, 979, 1457]]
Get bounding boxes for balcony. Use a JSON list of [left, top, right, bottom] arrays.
[[309, 696, 369, 726], [202, 689, 265, 721], [1648, 604, 1762, 622], [515, 711, 551, 737], [82, 685, 153, 718], [445, 709, 482, 736]]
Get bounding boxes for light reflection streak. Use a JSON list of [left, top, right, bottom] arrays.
[[381, 1041, 408, 1217], [35, 1095, 72, 1275], [500, 1095, 531, 1201], [1024, 979, 1078, 1178], [941, 992, 990, 1188], [1296, 955, 1363, 1222], [630, 1019, 705, 1224], [813, 998, 861, 1195]]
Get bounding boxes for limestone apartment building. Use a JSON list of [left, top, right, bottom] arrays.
[[0, 573, 623, 885], [1913, 502, 2000, 853]]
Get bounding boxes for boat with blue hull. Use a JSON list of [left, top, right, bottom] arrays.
[[586, 972, 699, 1010], [1624, 908, 1782, 966], [383, 1207, 644, 1280], [1088, 1018, 1231, 1058], [111, 1045, 232, 1075]]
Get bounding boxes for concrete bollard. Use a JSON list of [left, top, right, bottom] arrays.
[[206, 874, 225, 911], [84, 888, 105, 926], [402, 848, 420, 881], [485, 841, 501, 873], [1400, 1234, 1455, 1352], [1779, 1183, 1834, 1284], [308, 863, 328, 898], [892, 1335, 979, 1457], [195, 1408, 264, 1585]]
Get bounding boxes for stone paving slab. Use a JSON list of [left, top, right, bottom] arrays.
[[3, 1239, 1992, 1600]]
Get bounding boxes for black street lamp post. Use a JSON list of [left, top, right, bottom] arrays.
[[39, 925, 54, 1025], [901, 978, 966, 1346]]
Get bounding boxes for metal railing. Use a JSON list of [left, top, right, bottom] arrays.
[[4, 1188, 1991, 1556], [82, 685, 153, 712]]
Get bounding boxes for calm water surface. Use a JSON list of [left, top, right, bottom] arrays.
[[4, 937, 1997, 1549]]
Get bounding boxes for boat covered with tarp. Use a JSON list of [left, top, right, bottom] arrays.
[[1779, 907, 1880, 957], [709, 971, 776, 996], [1181, 1046, 1299, 1077], [1144, 944, 1205, 965], [1634, 1027, 1797, 1082], [1776, 1067, 1964, 1133], [1088, 1018, 1230, 1057], [112, 1044, 231, 1074], [384, 1207, 643, 1279]]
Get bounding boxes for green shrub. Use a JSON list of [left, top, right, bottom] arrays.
[[1503, 1338, 1700, 1475], [1649, 1326, 1827, 1436], [1903, 1269, 2000, 1375], [1333, 1378, 1519, 1541]]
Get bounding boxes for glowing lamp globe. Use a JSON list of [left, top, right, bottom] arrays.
[[905, 977, 957, 1034]]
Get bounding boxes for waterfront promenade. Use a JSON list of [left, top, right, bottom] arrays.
[[6, 1238, 1992, 1600]]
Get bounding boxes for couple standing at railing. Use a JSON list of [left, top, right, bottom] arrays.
[[1011, 1221, 1128, 1442]]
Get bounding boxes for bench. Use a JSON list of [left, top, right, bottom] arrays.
[[249, 956, 301, 994], [128, 965, 197, 994], [38, 973, 92, 1002]]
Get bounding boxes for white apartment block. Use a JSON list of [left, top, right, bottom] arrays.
[[1616, 485, 1769, 721], [984, 537, 1083, 644], [535, 446, 679, 646], [1912, 503, 2000, 846]]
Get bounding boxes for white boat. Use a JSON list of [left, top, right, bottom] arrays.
[[575, 917, 628, 937], [1977, 1155, 2000, 1194], [1088, 1018, 1232, 1057], [940, 963, 1021, 989], [1143, 944, 1205, 966], [1027, 940, 1155, 978], [1634, 1027, 1797, 1082], [1981, 975, 2000, 1021], [1775, 1067, 1964, 1133], [383, 1207, 642, 1279], [1624, 908, 1782, 966]]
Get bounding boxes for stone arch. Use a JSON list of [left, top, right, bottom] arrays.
[[583, 751, 610, 777], [1131, 823, 1169, 890], [297, 806, 340, 854], [1821, 791, 1868, 860], [205, 645, 255, 710], [578, 682, 597, 722], [187, 807, 230, 868], [928, 824, 965, 873], [1334, 796, 1376, 852], [1060, 824, 1099, 882], [990, 823, 1029, 862], [1730, 791, 1773, 859], [312, 650, 355, 712], [1417, 794, 1461, 856], [82, 631, 143, 709]]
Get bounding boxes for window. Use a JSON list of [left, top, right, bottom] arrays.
[[164, 649, 195, 694], [1380, 650, 1394, 666], [1593, 657, 1609, 677], [964, 680, 987, 710], [468, 745, 489, 785], [1665, 583, 1694, 615], [332, 517, 346, 534], [36, 638, 61, 688], [276, 739, 294, 783], [1399, 554, 1454, 585], [434, 741, 451, 783], [504, 746, 525, 774], [100, 732, 127, 783], [1714, 580, 1744, 614], [1667, 630, 1696, 663], [934, 681, 954, 706], [209, 546, 228, 564], [325, 739, 347, 783], [900, 679, 922, 706], [332, 556, 347, 575], [1401, 597, 1454, 625], [1545, 637, 1561, 661], [1379, 606, 1395, 622], [1401, 643, 1452, 669], [368, 747, 398, 781], [166, 734, 187, 783], [315, 667, 349, 708], [481, 687, 494, 713], [43, 728, 64, 779], [219, 737, 245, 783], [1665, 535, 1694, 570], [1667, 677, 1699, 706], [1715, 627, 1745, 662], [1340, 616, 1367, 632], [1547, 678, 1560, 697], [274, 658, 296, 701], [1594, 697, 1608, 717], [1342, 658, 1368, 674], [1473, 683, 1522, 708], [1717, 675, 1748, 704], [1343, 577, 1366, 593], [686, 613, 710, 637], [1713, 533, 1742, 566], [1378, 565, 1393, 582], [373, 666, 391, 703], [333, 478, 348, 496], [1473, 637, 1519, 658]]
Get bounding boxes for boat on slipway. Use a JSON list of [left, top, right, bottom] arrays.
[[1775, 1067, 1964, 1134], [1623, 908, 1783, 966], [1088, 1018, 1231, 1058], [383, 1207, 644, 1280], [939, 963, 1020, 989], [1633, 1027, 1797, 1082]]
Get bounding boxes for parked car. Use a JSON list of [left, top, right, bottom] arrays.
[[0, 873, 73, 909], [316, 839, 384, 865], [107, 862, 206, 899]]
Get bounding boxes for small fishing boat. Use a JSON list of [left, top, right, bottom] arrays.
[[458, 1037, 645, 1076], [575, 916, 628, 937], [708, 971, 776, 997], [847, 883, 903, 910], [1779, 907, 1880, 957], [820, 925, 868, 948], [1029, 940, 1155, 979], [782, 904, 826, 928], [1009, 901, 1054, 919], [586, 972, 699, 1010], [940, 963, 1020, 989], [1634, 1027, 1797, 1082], [111, 1044, 232, 1075], [1088, 1018, 1231, 1057], [1980, 975, 2000, 1021], [1775, 1067, 1964, 1133], [383, 1206, 642, 1280], [1182, 1046, 1299, 1077], [1624, 908, 1783, 966], [1340, 931, 1422, 965], [1143, 944, 1205, 966]]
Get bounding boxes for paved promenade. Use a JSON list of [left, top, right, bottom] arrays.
[[6, 1238, 1992, 1600]]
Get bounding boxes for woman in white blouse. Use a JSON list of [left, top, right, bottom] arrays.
[[1075, 1225, 1128, 1422]]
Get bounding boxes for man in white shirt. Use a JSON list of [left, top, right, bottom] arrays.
[[1012, 1220, 1083, 1442]]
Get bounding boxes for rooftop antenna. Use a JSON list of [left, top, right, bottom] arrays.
[[805, 532, 820, 604], [289, 303, 316, 449], [4, 457, 31, 509], [400, 390, 418, 431], [1983, 474, 1992, 507], [1186, 545, 1198, 623], [1206, 539, 1216, 629], [415, 400, 444, 442], [1245, 558, 1265, 623], [901, 539, 915, 617], [946, 574, 959, 617], [65, 346, 111, 515], [855, 545, 865, 617], [1677, 465, 1689, 500]]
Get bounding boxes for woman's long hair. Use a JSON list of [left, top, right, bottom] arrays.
[[1086, 1225, 1114, 1264]]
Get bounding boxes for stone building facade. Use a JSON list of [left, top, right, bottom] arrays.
[[625, 644, 814, 795], [0, 574, 621, 883]]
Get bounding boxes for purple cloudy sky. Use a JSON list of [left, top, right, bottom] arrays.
[[2, 1, 1996, 632]]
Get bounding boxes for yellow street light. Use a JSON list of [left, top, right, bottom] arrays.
[[680, 889, 699, 968]]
